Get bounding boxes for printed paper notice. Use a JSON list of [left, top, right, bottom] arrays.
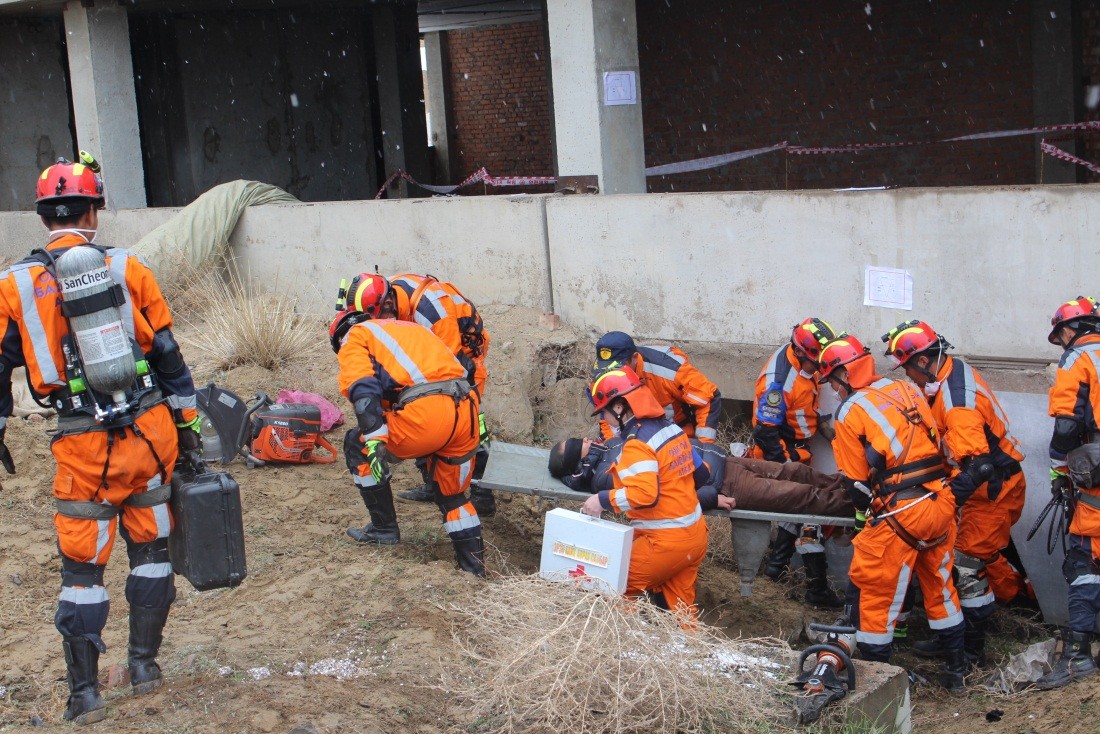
[[864, 266, 913, 310], [603, 71, 637, 106]]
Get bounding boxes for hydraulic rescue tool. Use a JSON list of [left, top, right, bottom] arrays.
[[790, 622, 858, 725]]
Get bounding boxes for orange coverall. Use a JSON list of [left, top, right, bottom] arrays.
[[389, 273, 491, 395], [599, 346, 721, 443], [750, 344, 819, 463], [337, 319, 481, 542], [928, 356, 1027, 604], [594, 387, 708, 617], [833, 375, 963, 660], [1048, 334, 1100, 633], [0, 233, 196, 643]]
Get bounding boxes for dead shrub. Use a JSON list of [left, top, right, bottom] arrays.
[[443, 575, 792, 734], [172, 260, 325, 371]]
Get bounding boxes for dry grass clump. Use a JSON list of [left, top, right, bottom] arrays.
[[444, 575, 793, 734], [170, 260, 326, 371]]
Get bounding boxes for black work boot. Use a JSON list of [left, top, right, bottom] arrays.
[[963, 614, 989, 668], [397, 483, 436, 503], [129, 606, 170, 695], [62, 637, 107, 725], [939, 649, 968, 693], [913, 636, 948, 658], [469, 482, 496, 518], [1036, 631, 1098, 690], [802, 552, 843, 607], [452, 533, 486, 577], [764, 526, 798, 581], [347, 484, 401, 544]]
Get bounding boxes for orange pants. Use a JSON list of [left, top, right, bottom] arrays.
[[956, 471, 1027, 604], [849, 488, 963, 650], [352, 393, 480, 533], [52, 404, 178, 564], [625, 520, 709, 618]]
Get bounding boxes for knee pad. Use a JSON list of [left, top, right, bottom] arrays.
[[1062, 546, 1099, 586], [954, 551, 991, 602], [61, 557, 105, 588], [343, 428, 365, 474], [126, 537, 170, 569]]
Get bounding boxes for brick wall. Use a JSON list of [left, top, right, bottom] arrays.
[[445, 22, 554, 194], [1083, 0, 1100, 184]]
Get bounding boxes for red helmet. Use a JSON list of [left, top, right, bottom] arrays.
[[337, 273, 391, 318], [881, 320, 950, 368], [817, 335, 872, 384], [36, 156, 105, 217], [328, 309, 370, 353], [1048, 296, 1100, 344], [588, 365, 643, 416], [791, 318, 838, 362]]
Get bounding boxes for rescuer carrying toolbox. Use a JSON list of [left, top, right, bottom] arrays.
[[0, 155, 201, 725], [330, 273, 486, 576]]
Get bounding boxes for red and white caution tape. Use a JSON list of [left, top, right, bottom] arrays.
[[1041, 140, 1100, 174], [374, 167, 556, 199]]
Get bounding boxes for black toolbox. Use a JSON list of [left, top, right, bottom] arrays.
[[168, 469, 248, 591]]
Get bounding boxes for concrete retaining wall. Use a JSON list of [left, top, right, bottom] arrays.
[[0, 184, 1094, 399]]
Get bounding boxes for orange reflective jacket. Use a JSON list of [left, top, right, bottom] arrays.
[[599, 345, 720, 442], [390, 273, 490, 392], [1049, 334, 1100, 537], [927, 356, 1024, 467], [750, 344, 819, 462]]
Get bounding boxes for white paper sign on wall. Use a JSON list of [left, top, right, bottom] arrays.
[[864, 265, 913, 310], [603, 71, 637, 106]]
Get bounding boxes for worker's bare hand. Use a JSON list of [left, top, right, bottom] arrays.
[[580, 494, 603, 517], [716, 494, 736, 511]]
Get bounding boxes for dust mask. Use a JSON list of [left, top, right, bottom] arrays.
[[924, 381, 941, 397]]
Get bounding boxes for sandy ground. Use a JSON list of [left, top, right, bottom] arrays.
[[0, 305, 1094, 733]]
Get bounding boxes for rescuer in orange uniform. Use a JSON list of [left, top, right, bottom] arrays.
[[755, 318, 843, 608], [579, 365, 709, 619], [882, 320, 1028, 668], [1035, 296, 1100, 689], [818, 335, 967, 690], [592, 331, 721, 443], [330, 273, 484, 576], [0, 157, 200, 724], [376, 273, 495, 516]]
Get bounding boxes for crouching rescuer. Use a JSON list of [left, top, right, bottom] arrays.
[[0, 156, 200, 724], [330, 273, 486, 576]]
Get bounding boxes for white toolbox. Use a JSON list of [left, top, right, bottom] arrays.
[[539, 508, 633, 594]]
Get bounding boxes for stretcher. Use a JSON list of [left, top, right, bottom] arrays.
[[479, 442, 854, 595]]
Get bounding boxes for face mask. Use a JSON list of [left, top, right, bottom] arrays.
[[799, 369, 814, 379], [924, 381, 941, 397], [48, 227, 97, 244], [829, 385, 844, 402]]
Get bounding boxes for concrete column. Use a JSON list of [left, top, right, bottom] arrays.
[[423, 33, 453, 183], [63, 1, 146, 208], [373, 4, 430, 198], [1032, 0, 1081, 184], [546, 0, 645, 194]]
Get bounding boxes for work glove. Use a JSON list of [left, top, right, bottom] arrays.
[[0, 427, 14, 475], [1051, 468, 1072, 501], [363, 438, 388, 483], [478, 413, 490, 446], [176, 415, 203, 455], [853, 510, 867, 535], [817, 415, 836, 442]]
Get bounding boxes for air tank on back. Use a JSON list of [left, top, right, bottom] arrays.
[[56, 245, 135, 400]]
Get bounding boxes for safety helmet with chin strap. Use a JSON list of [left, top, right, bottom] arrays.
[[881, 320, 953, 380], [1048, 296, 1100, 345], [791, 317, 838, 363], [817, 334, 874, 388], [35, 154, 106, 217]]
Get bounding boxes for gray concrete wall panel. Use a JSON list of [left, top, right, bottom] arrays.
[[0, 17, 72, 211]]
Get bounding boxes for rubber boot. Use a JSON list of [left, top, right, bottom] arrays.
[[802, 552, 843, 607], [129, 606, 170, 695], [1035, 631, 1098, 690], [397, 459, 436, 503], [939, 649, 968, 693], [347, 484, 401, 544], [764, 527, 798, 581], [469, 483, 496, 518], [62, 637, 107, 725], [913, 636, 947, 658], [452, 533, 485, 577], [962, 614, 988, 668]]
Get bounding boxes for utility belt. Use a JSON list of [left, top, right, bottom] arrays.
[[869, 455, 949, 552], [54, 388, 164, 435], [879, 455, 947, 495], [55, 483, 172, 520], [394, 378, 471, 410], [1077, 490, 1100, 511]]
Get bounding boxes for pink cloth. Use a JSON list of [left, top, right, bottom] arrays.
[[276, 390, 345, 432]]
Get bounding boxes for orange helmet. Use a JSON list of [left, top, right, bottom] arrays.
[[881, 320, 951, 368], [36, 156, 105, 217], [336, 273, 391, 318], [1048, 296, 1100, 344], [817, 335, 872, 384], [328, 309, 370, 353], [791, 318, 838, 362], [588, 365, 643, 416]]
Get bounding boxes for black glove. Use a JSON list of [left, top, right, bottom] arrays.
[[1051, 470, 1072, 501], [0, 427, 14, 474], [176, 416, 202, 454]]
